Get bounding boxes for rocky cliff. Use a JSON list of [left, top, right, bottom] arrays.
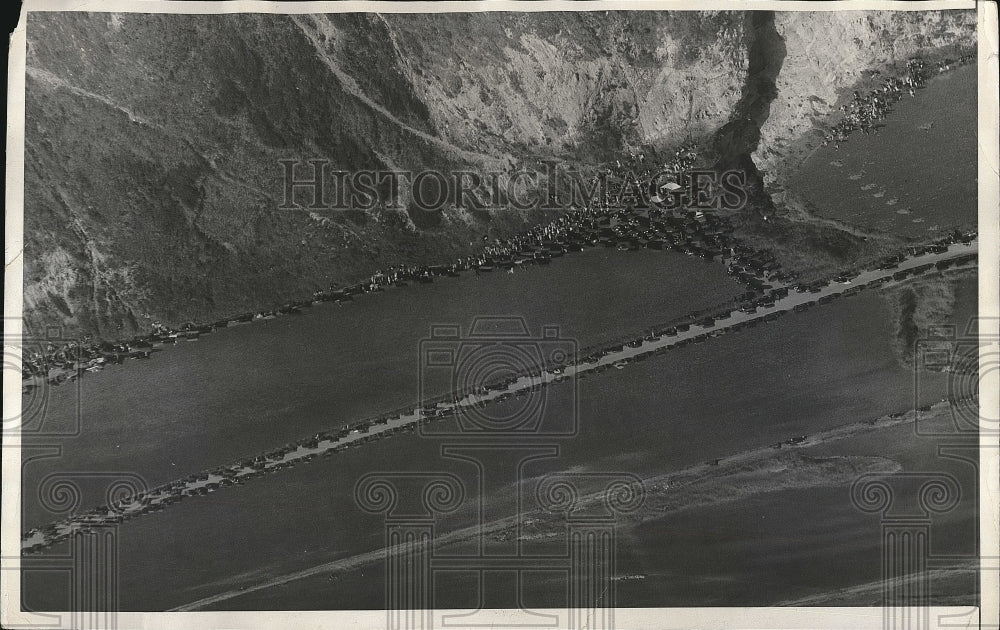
[[753, 10, 975, 189], [20, 9, 975, 338]]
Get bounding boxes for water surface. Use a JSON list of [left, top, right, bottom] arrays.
[[791, 64, 976, 237]]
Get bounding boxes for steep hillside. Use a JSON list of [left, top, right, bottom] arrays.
[[22, 11, 747, 338], [753, 10, 975, 190], [20, 9, 976, 339]]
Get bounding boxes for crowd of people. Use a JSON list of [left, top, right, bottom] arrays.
[[607, 142, 701, 187], [824, 54, 974, 146], [20, 47, 979, 386], [21, 226, 979, 553], [823, 54, 975, 145], [825, 59, 927, 143], [17, 139, 778, 389]]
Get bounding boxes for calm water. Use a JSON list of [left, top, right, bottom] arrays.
[[22, 271, 977, 610], [21, 248, 743, 528], [21, 72, 981, 605], [791, 64, 977, 237]]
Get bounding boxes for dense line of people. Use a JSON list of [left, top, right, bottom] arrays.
[[23, 142, 762, 389], [824, 54, 974, 146], [21, 230, 980, 553]]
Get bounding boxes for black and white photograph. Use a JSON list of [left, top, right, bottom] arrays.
[[3, 1, 998, 628]]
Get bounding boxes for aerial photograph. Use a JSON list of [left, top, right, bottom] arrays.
[[9, 3, 987, 623]]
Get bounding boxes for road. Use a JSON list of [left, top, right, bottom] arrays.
[[21, 238, 977, 552]]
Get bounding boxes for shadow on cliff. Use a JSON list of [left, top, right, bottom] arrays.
[[711, 11, 787, 215]]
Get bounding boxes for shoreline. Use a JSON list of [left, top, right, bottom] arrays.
[[758, 51, 975, 194], [21, 54, 977, 387], [19, 204, 974, 394], [18, 195, 768, 390], [168, 398, 965, 611], [21, 237, 978, 553]]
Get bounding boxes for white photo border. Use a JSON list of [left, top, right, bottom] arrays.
[[3, 1, 997, 628]]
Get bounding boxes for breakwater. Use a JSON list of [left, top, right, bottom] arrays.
[[21, 237, 977, 553]]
